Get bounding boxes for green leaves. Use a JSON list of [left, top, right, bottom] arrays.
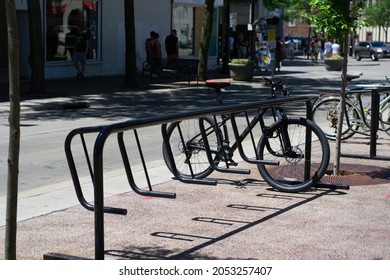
[[302, 0, 365, 42], [229, 58, 254, 65], [364, 0, 390, 39]]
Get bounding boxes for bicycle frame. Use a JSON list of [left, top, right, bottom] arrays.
[[161, 74, 333, 191], [197, 97, 307, 176], [344, 88, 390, 135]]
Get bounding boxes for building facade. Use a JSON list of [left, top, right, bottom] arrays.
[[1, 1, 388, 81], [2, 0, 231, 80]]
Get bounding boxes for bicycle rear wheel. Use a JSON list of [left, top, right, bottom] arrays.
[[162, 117, 221, 180], [312, 96, 360, 140], [379, 97, 390, 136], [257, 117, 330, 192]]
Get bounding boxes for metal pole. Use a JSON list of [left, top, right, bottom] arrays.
[[94, 131, 107, 260], [369, 89, 380, 157]]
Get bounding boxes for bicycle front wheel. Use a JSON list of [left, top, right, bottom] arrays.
[[312, 97, 360, 140], [162, 117, 221, 180], [257, 117, 330, 192]]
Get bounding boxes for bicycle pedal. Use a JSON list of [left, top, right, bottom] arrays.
[[227, 161, 238, 167], [226, 158, 238, 166]]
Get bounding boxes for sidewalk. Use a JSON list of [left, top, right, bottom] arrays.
[[0, 58, 389, 260]]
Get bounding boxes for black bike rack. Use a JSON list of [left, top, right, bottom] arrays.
[[341, 86, 390, 161], [63, 96, 343, 260]]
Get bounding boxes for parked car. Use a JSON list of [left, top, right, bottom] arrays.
[[354, 41, 390, 61]]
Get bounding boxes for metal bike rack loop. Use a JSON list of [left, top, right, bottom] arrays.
[[64, 96, 330, 259], [341, 86, 390, 161]]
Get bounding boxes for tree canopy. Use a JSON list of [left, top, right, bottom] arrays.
[[364, 0, 390, 42], [301, 0, 366, 43]]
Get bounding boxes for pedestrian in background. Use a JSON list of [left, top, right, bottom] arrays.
[[274, 36, 284, 71], [149, 31, 162, 78], [324, 39, 333, 58], [313, 39, 320, 63], [165, 29, 179, 69], [309, 37, 316, 61], [72, 26, 89, 79], [332, 40, 340, 56], [237, 32, 248, 58], [228, 28, 235, 59], [287, 41, 295, 61]]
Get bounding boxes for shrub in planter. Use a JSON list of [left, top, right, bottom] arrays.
[[228, 59, 255, 81], [324, 55, 343, 71]]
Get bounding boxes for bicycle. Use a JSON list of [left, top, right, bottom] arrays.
[[312, 75, 390, 140], [162, 77, 330, 192]]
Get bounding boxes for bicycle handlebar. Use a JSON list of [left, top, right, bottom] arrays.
[[262, 77, 289, 97]]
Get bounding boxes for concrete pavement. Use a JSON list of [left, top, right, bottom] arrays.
[[0, 57, 389, 260]]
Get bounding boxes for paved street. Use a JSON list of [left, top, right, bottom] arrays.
[[0, 57, 389, 260], [1, 57, 388, 197]]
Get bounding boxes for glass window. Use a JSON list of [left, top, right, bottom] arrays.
[[172, 4, 218, 58], [172, 5, 195, 56], [45, 0, 99, 62]]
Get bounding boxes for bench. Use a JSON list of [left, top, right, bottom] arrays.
[[141, 57, 199, 85]]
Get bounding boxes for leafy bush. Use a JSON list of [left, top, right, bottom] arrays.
[[229, 59, 255, 65]]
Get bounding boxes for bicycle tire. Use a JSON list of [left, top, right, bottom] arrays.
[[257, 117, 330, 192], [312, 96, 360, 140], [379, 97, 390, 136], [162, 117, 221, 179]]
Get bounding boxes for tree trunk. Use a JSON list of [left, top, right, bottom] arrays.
[[27, 0, 45, 94], [333, 31, 350, 176], [333, 0, 351, 176], [220, 0, 230, 75], [197, 0, 215, 81], [124, 0, 138, 87], [5, 0, 21, 260]]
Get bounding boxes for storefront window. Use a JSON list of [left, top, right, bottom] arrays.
[[172, 5, 194, 56], [45, 0, 99, 62], [172, 4, 219, 58]]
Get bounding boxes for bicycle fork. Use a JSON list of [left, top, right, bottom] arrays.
[[263, 115, 304, 162]]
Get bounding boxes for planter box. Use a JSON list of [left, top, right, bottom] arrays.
[[228, 63, 254, 81], [324, 59, 343, 71]]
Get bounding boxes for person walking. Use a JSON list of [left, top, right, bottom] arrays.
[[149, 31, 162, 78], [324, 39, 333, 58], [274, 36, 284, 71], [145, 31, 154, 65], [165, 29, 179, 69], [237, 32, 248, 58], [72, 26, 89, 79], [228, 29, 235, 59], [309, 37, 316, 61], [332, 40, 340, 57], [287, 41, 295, 61], [313, 39, 320, 62]]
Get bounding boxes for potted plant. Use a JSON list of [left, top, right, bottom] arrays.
[[324, 55, 343, 71], [228, 59, 255, 81]]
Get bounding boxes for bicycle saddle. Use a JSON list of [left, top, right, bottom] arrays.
[[205, 80, 231, 91], [206, 80, 230, 89], [346, 73, 362, 82]]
